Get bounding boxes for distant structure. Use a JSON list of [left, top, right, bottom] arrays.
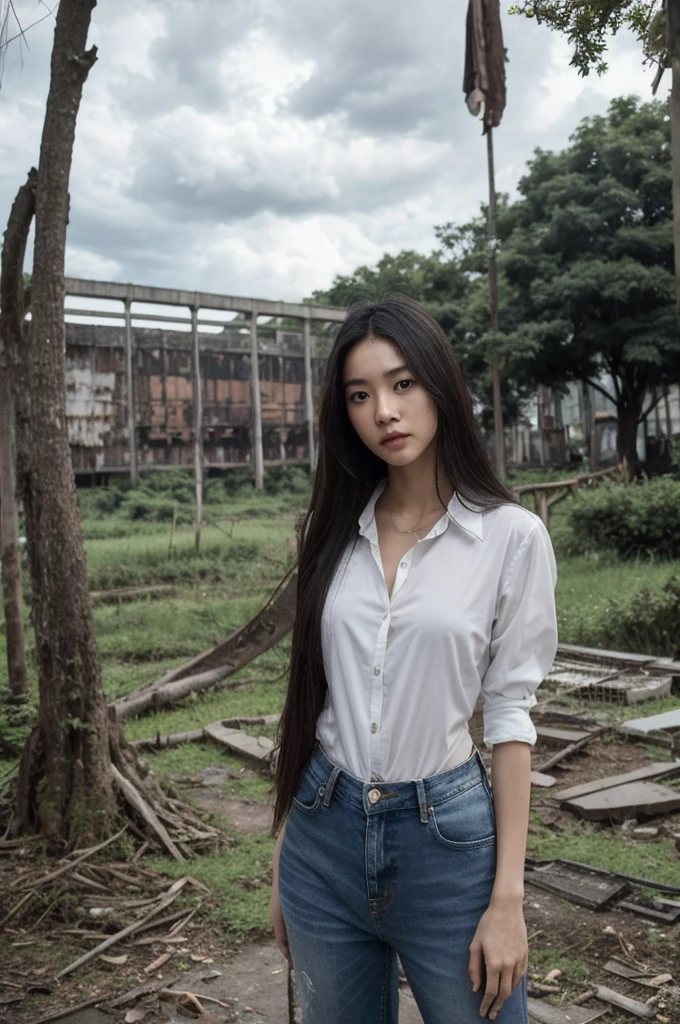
[[64, 278, 344, 487], [64, 278, 680, 484]]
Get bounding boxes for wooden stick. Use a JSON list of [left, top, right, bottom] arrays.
[[0, 889, 35, 929], [20, 827, 126, 889], [111, 765, 185, 862], [56, 876, 189, 979], [23, 995, 105, 1024]]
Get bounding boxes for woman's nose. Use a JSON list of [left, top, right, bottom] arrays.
[[375, 394, 399, 424]]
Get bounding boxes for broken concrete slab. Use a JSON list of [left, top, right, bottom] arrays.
[[531, 771, 557, 788], [563, 780, 680, 822], [557, 643, 659, 666], [574, 674, 672, 704], [203, 723, 274, 762], [524, 861, 629, 909], [553, 761, 680, 802], [620, 708, 680, 737], [615, 895, 680, 924], [536, 726, 593, 744], [527, 997, 607, 1023]]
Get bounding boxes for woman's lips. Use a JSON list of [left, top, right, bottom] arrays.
[[381, 434, 409, 449]]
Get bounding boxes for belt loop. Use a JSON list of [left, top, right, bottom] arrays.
[[415, 778, 429, 824], [322, 766, 341, 807]]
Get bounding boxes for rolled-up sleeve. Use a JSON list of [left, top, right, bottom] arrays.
[[482, 518, 558, 748]]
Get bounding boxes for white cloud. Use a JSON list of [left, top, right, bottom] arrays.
[[0, 0, 659, 304]]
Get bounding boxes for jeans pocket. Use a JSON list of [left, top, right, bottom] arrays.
[[428, 780, 496, 850], [291, 771, 325, 815]]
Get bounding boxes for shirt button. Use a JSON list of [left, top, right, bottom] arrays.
[[373, 665, 381, 676], [368, 788, 381, 804], [400, 561, 407, 569], [371, 722, 378, 734]]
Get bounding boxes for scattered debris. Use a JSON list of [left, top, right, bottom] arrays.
[[553, 762, 680, 802], [203, 722, 274, 763], [620, 709, 680, 739], [531, 771, 557, 788], [589, 982, 655, 1018], [525, 861, 629, 910], [535, 726, 609, 774], [56, 874, 200, 979], [527, 996, 607, 1023], [561, 781, 680, 823]]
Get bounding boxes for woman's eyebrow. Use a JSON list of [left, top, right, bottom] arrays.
[[343, 364, 411, 388]]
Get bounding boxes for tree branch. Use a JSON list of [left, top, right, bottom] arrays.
[[0, 168, 37, 364], [584, 377, 617, 406]]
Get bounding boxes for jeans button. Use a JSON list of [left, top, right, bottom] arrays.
[[367, 788, 381, 804]]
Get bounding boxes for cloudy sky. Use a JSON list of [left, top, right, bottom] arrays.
[[0, 0, 660, 305]]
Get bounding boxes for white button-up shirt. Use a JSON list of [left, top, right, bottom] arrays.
[[316, 483, 558, 782]]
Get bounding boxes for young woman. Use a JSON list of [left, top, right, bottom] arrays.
[[269, 296, 557, 1024]]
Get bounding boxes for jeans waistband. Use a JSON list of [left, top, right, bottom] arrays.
[[305, 746, 489, 823]]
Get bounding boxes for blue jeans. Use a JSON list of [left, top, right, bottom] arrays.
[[279, 746, 528, 1024]]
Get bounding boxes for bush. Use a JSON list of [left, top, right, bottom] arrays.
[[78, 485, 126, 518], [567, 478, 680, 559], [120, 494, 191, 523], [264, 464, 310, 496], [561, 575, 680, 658]]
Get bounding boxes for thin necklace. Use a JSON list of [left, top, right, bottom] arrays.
[[387, 506, 444, 535]]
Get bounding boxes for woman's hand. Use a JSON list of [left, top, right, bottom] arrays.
[[270, 824, 292, 965], [468, 895, 528, 1020], [269, 887, 292, 965]]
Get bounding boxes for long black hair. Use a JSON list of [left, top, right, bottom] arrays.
[[273, 295, 513, 830]]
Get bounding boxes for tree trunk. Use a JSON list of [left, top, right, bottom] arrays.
[[0, 172, 37, 702], [668, 0, 680, 306], [15, 0, 117, 844], [616, 395, 643, 475]]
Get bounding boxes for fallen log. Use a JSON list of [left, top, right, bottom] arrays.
[[113, 569, 297, 720]]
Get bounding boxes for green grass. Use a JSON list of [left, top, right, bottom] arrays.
[[527, 813, 680, 886], [148, 832, 275, 937]]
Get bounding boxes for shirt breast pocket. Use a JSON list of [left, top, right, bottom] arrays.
[[428, 779, 496, 850]]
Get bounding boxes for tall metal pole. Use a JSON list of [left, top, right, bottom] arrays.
[[486, 127, 505, 481], [250, 309, 264, 490], [191, 303, 203, 553], [303, 315, 316, 472], [123, 294, 139, 487]]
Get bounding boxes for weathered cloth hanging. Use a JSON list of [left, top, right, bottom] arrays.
[[463, 0, 507, 133]]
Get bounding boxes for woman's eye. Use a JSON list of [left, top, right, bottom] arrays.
[[396, 379, 414, 391], [350, 390, 369, 403]]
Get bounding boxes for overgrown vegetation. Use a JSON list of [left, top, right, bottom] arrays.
[[566, 478, 680, 559]]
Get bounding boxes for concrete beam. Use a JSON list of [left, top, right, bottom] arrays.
[[64, 277, 346, 323]]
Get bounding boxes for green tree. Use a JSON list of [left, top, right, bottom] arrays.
[[508, 1, 660, 76], [502, 96, 679, 469], [309, 246, 529, 428], [509, 1, 680, 304]]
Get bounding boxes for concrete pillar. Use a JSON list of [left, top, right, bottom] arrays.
[[191, 304, 204, 553], [303, 316, 316, 471], [124, 295, 139, 486], [250, 311, 264, 490]]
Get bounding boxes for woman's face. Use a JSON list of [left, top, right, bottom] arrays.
[[343, 336, 438, 469]]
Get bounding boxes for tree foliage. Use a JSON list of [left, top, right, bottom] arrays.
[[508, 1, 662, 76], [503, 96, 679, 466], [310, 97, 679, 464]]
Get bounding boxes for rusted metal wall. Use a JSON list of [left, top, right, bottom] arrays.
[[65, 322, 330, 474]]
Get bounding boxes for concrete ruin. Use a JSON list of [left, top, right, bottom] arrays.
[[63, 278, 345, 485]]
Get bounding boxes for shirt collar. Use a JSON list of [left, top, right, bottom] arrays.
[[358, 482, 484, 542]]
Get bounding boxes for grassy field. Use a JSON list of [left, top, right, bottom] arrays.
[[1, 469, 680, 954]]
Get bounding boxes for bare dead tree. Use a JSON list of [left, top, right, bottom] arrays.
[[0, 170, 36, 706]]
